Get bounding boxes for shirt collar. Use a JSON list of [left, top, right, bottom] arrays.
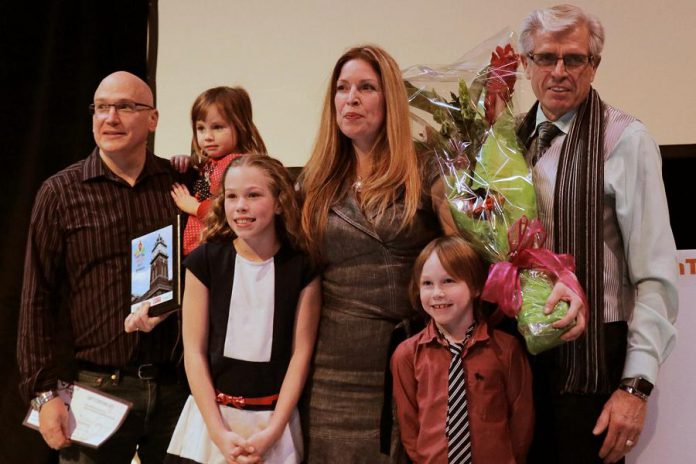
[[534, 106, 576, 136], [82, 148, 169, 183], [207, 153, 236, 165], [82, 148, 107, 180], [418, 318, 490, 348]]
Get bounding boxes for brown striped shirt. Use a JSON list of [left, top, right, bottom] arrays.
[[18, 148, 181, 399]]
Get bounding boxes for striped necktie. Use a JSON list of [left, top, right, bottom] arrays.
[[446, 324, 476, 463], [532, 121, 561, 165]]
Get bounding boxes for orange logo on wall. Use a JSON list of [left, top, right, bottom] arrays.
[[679, 258, 696, 276]]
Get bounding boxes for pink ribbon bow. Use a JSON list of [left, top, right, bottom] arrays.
[[481, 216, 587, 317]]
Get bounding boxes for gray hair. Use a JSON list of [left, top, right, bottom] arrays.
[[519, 4, 605, 57]]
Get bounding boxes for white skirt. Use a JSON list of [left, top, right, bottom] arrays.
[[166, 395, 303, 464]]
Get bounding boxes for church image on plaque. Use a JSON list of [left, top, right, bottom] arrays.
[[130, 217, 181, 316]]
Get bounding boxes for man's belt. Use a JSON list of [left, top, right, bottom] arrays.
[[77, 361, 179, 382]]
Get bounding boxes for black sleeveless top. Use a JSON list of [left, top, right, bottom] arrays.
[[185, 241, 315, 397]]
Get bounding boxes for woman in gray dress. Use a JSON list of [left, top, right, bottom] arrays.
[[299, 44, 454, 463]]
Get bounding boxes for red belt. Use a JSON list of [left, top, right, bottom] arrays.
[[215, 391, 279, 409]]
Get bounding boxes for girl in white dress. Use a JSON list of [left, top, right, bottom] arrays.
[[167, 154, 320, 464]]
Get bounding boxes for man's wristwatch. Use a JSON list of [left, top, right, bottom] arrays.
[[619, 377, 654, 401], [30, 390, 58, 411]]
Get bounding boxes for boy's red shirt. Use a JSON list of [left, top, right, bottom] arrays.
[[391, 318, 534, 463]]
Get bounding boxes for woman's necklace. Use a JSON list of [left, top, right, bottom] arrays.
[[354, 154, 371, 194]]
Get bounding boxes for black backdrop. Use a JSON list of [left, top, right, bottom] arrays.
[[661, 145, 695, 250], [0, 1, 152, 462], [0, 2, 694, 463]]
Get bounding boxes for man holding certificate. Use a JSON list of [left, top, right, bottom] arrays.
[[18, 71, 186, 463]]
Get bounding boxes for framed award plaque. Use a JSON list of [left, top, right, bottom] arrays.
[[129, 216, 182, 317]]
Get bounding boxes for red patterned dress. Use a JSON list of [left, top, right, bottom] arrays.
[[183, 153, 241, 255]]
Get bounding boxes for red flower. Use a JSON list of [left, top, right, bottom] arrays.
[[484, 44, 519, 125]]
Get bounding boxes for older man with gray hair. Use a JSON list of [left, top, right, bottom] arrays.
[[516, 4, 678, 463]]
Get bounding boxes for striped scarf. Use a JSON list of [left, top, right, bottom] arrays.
[[517, 88, 609, 394]]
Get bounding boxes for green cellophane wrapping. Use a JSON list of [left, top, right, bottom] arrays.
[[404, 34, 575, 355], [518, 269, 575, 355], [446, 110, 537, 263]]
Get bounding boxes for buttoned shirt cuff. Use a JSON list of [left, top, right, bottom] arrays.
[[622, 350, 659, 386], [21, 368, 59, 403]]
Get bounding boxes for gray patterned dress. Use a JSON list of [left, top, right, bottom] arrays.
[[303, 173, 441, 463]]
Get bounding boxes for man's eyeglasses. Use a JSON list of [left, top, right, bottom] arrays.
[[89, 102, 155, 116], [526, 53, 594, 70]]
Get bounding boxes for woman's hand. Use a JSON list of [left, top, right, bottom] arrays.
[[171, 183, 200, 215]]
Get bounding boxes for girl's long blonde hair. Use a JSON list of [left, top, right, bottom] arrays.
[[190, 86, 267, 167], [300, 44, 422, 263], [201, 154, 305, 252]]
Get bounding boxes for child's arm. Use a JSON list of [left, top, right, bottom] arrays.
[[506, 340, 535, 464], [192, 153, 238, 221], [192, 153, 240, 221], [182, 270, 259, 462], [390, 342, 421, 461], [246, 277, 321, 457], [171, 183, 200, 216]]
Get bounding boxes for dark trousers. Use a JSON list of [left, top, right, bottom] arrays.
[[59, 368, 187, 464], [528, 322, 628, 464]]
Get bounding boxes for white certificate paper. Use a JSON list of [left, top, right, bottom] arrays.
[[23, 381, 132, 448]]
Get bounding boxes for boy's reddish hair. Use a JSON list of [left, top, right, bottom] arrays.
[[409, 236, 488, 317]]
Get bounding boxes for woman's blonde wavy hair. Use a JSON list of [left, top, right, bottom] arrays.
[[299, 44, 422, 263], [201, 154, 305, 252]]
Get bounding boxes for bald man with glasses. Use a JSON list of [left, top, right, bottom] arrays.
[[18, 71, 187, 463]]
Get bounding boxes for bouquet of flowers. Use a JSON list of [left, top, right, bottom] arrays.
[[403, 31, 585, 354]]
